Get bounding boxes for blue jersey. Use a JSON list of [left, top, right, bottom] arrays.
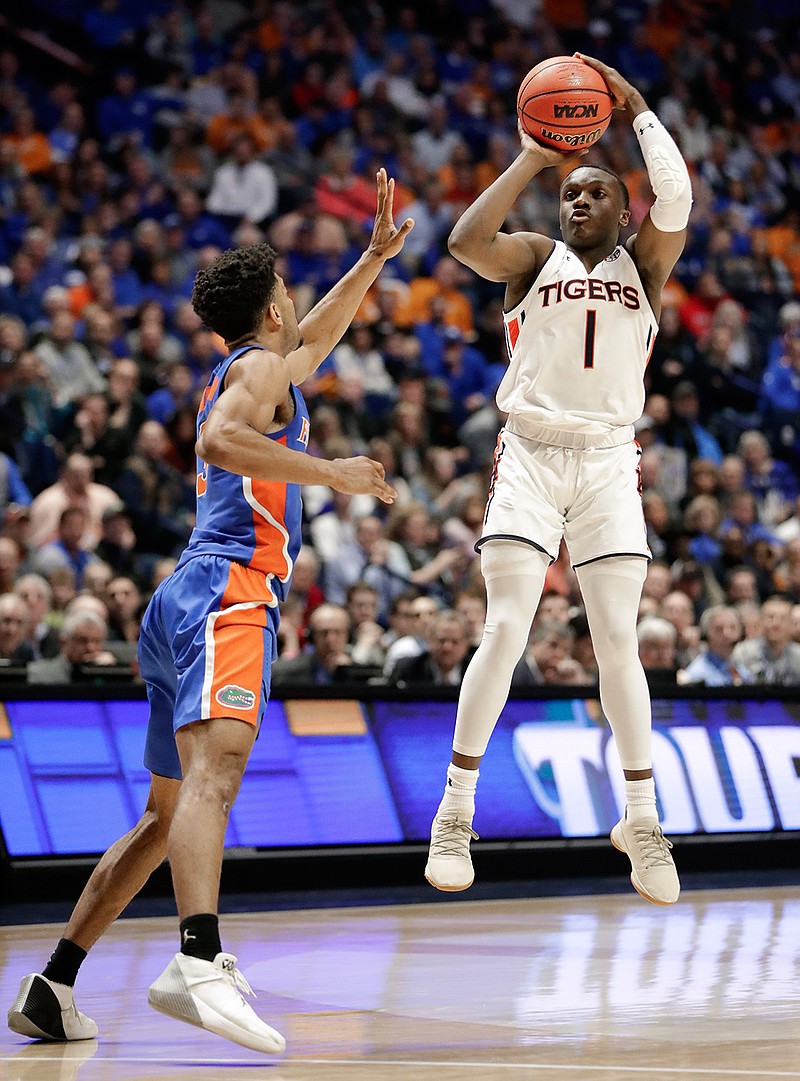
[[177, 345, 310, 604]]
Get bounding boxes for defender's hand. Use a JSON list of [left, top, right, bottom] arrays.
[[331, 455, 397, 504], [367, 168, 414, 261]]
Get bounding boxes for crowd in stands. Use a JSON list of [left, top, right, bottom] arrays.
[[0, 0, 799, 687]]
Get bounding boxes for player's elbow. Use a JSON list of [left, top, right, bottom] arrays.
[[196, 417, 234, 467], [447, 226, 468, 259]]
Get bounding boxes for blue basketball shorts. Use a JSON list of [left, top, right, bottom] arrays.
[[139, 555, 279, 780]]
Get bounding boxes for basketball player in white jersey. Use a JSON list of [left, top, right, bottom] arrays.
[[425, 56, 692, 906]]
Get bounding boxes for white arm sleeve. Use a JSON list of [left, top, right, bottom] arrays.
[[634, 111, 692, 232]]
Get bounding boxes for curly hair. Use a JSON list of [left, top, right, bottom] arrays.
[[191, 243, 278, 342]]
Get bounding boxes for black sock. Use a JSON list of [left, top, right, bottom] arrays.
[[42, 938, 87, 987], [179, 913, 221, 961]]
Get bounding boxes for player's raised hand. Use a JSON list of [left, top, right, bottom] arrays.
[[574, 53, 647, 116], [367, 168, 414, 261], [332, 454, 398, 504], [517, 121, 588, 169]]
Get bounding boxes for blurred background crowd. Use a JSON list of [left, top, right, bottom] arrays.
[[0, 0, 799, 688]]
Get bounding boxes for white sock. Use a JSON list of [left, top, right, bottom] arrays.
[[437, 763, 479, 821], [624, 777, 657, 823]]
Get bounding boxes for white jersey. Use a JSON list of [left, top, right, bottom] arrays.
[[497, 240, 658, 444]]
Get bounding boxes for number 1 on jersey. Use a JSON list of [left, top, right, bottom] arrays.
[[584, 309, 596, 369]]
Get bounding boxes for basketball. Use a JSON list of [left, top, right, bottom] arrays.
[[517, 56, 613, 152]]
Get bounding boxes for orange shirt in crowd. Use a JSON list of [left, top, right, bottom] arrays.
[[2, 132, 52, 175], [205, 113, 280, 156], [393, 278, 475, 335], [765, 221, 800, 291]]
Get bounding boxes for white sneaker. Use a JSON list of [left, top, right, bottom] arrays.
[[8, 974, 98, 1041], [425, 813, 478, 892], [610, 813, 680, 906], [148, 952, 285, 1054]]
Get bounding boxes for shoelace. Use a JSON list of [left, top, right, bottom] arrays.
[[430, 817, 479, 858], [220, 958, 255, 998], [633, 823, 674, 867]]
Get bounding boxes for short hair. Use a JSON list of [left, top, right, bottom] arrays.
[[699, 604, 740, 637], [562, 165, 630, 209], [191, 243, 278, 342], [61, 609, 107, 638], [346, 581, 379, 604], [637, 616, 677, 644]]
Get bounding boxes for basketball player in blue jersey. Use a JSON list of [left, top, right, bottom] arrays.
[[9, 169, 413, 1053], [425, 58, 692, 906]]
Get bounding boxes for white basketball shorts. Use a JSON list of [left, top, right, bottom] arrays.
[[477, 428, 651, 568]]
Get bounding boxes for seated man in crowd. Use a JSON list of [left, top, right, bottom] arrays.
[[636, 616, 679, 685], [511, 619, 588, 687], [27, 608, 121, 683], [0, 593, 35, 664], [271, 603, 377, 687], [391, 609, 472, 686], [731, 594, 800, 684], [680, 604, 753, 685]]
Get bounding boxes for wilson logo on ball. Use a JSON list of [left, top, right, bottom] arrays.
[[538, 126, 605, 147]]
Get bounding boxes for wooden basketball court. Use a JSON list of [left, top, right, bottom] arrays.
[[2, 884, 798, 1080]]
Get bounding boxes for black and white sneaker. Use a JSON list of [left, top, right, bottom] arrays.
[[8, 974, 98, 1041]]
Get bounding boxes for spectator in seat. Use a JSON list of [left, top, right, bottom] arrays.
[[206, 133, 278, 228], [681, 604, 752, 686], [0, 592, 35, 663], [106, 358, 148, 443], [758, 327, 800, 466], [660, 590, 701, 669], [323, 513, 414, 621], [391, 609, 472, 687], [725, 564, 761, 606], [271, 603, 370, 687], [513, 619, 588, 687], [64, 393, 132, 487], [26, 609, 119, 683], [383, 593, 440, 677], [29, 453, 120, 550], [103, 575, 143, 660], [33, 506, 98, 590], [719, 490, 779, 549], [345, 581, 386, 667], [731, 595, 800, 685], [114, 420, 193, 556], [737, 430, 798, 526], [33, 312, 106, 409], [636, 616, 679, 684], [13, 573, 59, 659]]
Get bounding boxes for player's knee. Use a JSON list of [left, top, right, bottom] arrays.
[[139, 806, 171, 858], [595, 617, 637, 663], [189, 750, 247, 807], [480, 618, 529, 663]]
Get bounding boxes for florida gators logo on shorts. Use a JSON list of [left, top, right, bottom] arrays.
[[215, 684, 257, 710]]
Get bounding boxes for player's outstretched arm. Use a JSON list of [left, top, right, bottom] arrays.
[[447, 132, 585, 284], [577, 54, 691, 314], [197, 353, 397, 503], [287, 168, 413, 384]]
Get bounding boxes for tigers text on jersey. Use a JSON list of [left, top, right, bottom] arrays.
[[498, 240, 658, 443], [177, 344, 310, 605]]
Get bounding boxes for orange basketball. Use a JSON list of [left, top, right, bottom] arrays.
[[517, 56, 613, 152]]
